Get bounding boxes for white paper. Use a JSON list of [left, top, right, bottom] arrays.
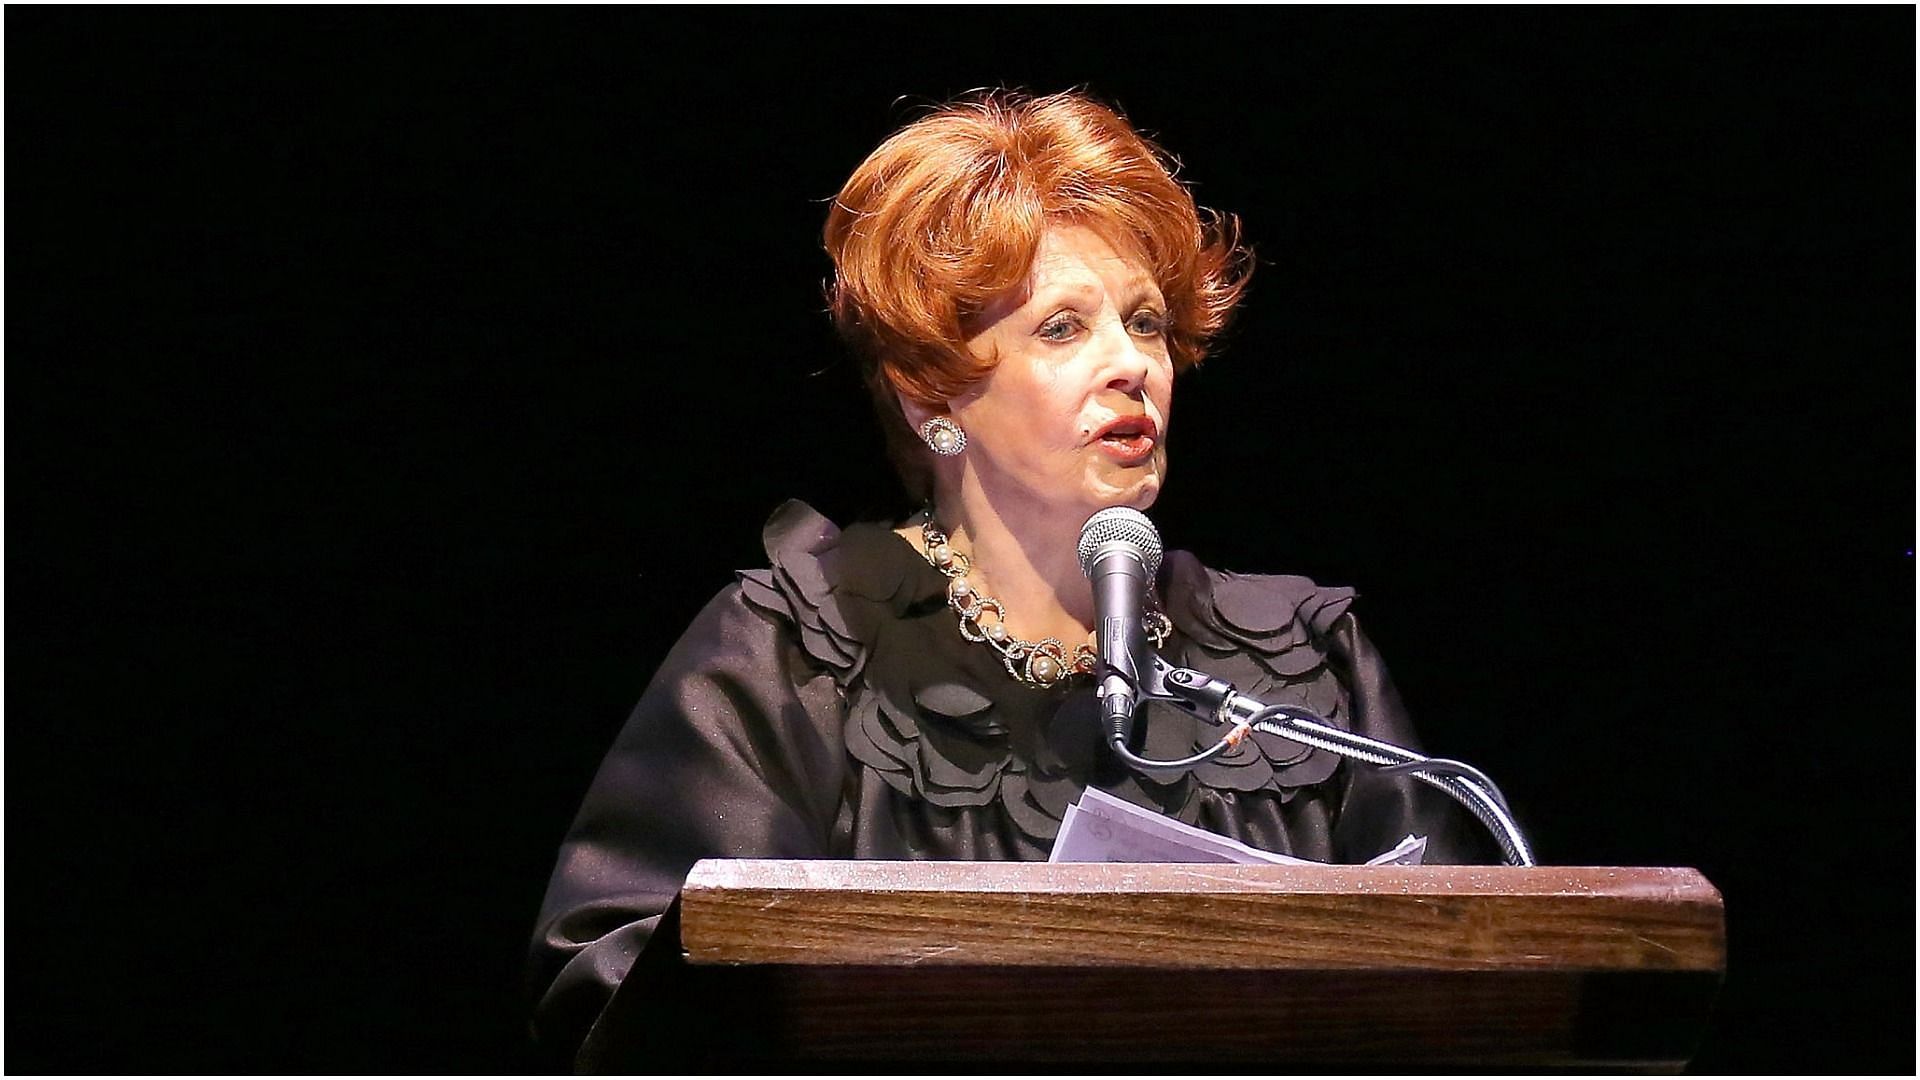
[[1365, 834, 1429, 866], [1049, 785, 1424, 867], [1051, 800, 1236, 864]]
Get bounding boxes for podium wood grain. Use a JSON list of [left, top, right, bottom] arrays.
[[588, 861, 1724, 1070], [682, 860, 1724, 972]]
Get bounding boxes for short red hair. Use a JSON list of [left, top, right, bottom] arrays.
[[824, 89, 1254, 502]]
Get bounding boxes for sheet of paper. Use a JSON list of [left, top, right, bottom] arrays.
[[1048, 785, 1424, 867], [1365, 834, 1428, 866], [1060, 786, 1312, 864], [1050, 802, 1239, 864]]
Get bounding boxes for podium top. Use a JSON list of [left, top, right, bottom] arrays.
[[681, 860, 1724, 973]]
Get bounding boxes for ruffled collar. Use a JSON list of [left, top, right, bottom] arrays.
[[737, 500, 1354, 845]]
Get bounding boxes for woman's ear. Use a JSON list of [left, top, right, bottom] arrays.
[[896, 391, 938, 434]]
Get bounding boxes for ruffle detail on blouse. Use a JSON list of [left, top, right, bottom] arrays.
[[737, 500, 930, 689], [739, 501, 1360, 846], [1151, 551, 1353, 802]]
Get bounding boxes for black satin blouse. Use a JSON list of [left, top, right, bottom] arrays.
[[528, 501, 1492, 1061]]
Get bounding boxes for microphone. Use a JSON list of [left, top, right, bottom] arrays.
[[1077, 507, 1164, 747]]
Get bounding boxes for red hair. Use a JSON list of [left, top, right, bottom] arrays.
[[824, 89, 1254, 501]]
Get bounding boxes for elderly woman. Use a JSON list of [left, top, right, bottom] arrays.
[[530, 89, 1490, 1061]]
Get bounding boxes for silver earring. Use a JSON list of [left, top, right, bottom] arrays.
[[919, 416, 966, 456]]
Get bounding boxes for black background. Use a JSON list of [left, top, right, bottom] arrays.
[[7, 8, 1913, 1074]]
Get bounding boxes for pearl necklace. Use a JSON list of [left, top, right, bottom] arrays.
[[920, 515, 1172, 690]]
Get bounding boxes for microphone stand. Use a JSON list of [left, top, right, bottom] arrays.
[[1125, 654, 1538, 867]]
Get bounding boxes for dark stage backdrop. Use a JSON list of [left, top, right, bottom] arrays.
[[7, 9, 1913, 1074]]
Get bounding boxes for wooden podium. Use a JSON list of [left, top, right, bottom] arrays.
[[579, 860, 1725, 1072]]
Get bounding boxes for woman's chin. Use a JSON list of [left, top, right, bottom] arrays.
[[1083, 470, 1162, 513]]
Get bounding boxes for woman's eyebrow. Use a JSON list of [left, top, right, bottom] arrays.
[[1031, 278, 1165, 310], [1121, 271, 1167, 301], [1030, 280, 1102, 306]]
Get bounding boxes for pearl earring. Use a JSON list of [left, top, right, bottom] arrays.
[[919, 416, 967, 456]]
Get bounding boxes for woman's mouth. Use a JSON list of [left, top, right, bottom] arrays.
[[1093, 416, 1159, 465]]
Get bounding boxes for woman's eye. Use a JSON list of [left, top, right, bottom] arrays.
[[1038, 314, 1082, 341], [1129, 310, 1168, 336]]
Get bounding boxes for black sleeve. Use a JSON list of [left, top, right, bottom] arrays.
[[525, 584, 847, 1063], [1325, 613, 1504, 866]]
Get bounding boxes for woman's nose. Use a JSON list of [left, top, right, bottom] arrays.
[[1103, 331, 1153, 395]]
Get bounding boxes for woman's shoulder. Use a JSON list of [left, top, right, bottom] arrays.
[[733, 499, 942, 687], [1161, 549, 1359, 655], [732, 504, 1368, 666]]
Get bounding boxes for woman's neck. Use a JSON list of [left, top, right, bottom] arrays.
[[915, 482, 1096, 647]]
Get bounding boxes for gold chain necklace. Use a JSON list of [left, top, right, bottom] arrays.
[[919, 514, 1172, 690]]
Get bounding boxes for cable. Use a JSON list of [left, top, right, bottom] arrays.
[[1107, 730, 1238, 772], [1102, 691, 1535, 866]]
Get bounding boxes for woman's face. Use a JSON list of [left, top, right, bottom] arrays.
[[944, 224, 1175, 520]]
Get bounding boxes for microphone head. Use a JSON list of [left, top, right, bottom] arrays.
[[1077, 507, 1163, 580]]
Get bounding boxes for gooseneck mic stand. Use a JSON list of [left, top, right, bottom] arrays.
[[1106, 653, 1538, 867]]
